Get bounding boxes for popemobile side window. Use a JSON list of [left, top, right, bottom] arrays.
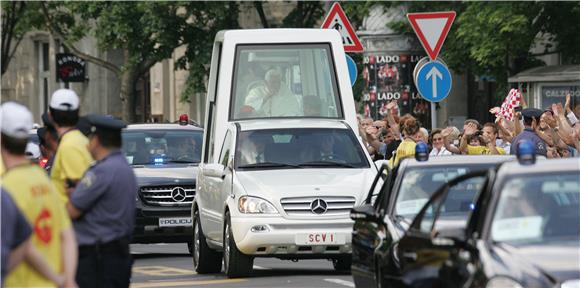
[[231, 44, 343, 120]]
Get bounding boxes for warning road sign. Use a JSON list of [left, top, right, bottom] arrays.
[[321, 2, 364, 53], [407, 11, 456, 61]]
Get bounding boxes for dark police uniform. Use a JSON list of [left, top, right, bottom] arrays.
[[510, 108, 547, 157], [69, 115, 136, 288]]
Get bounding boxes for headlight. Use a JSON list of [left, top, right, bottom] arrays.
[[486, 277, 524, 288], [238, 196, 278, 214]]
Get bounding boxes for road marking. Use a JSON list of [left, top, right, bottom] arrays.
[[130, 279, 245, 288], [324, 278, 355, 287], [132, 266, 194, 276], [252, 265, 271, 270]]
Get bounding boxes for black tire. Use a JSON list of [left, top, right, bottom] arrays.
[[223, 212, 253, 278], [192, 209, 222, 274], [332, 256, 352, 272], [187, 241, 193, 255]]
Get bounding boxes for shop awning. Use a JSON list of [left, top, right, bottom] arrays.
[[508, 65, 580, 83]]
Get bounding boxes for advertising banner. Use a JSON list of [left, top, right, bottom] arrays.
[[361, 53, 431, 126]]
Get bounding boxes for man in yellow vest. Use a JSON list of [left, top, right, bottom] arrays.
[[48, 89, 93, 202], [1, 102, 78, 287]]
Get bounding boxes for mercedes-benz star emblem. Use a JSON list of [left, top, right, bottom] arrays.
[[310, 199, 328, 214], [171, 187, 186, 202]]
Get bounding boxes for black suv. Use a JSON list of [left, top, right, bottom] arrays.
[[350, 154, 514, 287], [122, 123, 202, 252]]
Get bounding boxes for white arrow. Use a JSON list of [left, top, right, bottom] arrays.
[[426, 66, 443, 98]]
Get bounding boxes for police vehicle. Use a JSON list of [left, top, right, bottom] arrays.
[[350, 143, 514, 288], [366, 142, 579, 287], [122, 115, 203, 253]]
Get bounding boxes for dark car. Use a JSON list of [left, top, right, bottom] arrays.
[[350, 151, 514, 288], [122, 123, 202, 253], [375, 155, 580, 288]]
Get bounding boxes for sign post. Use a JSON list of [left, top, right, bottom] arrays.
[[407, 11, 456, 129]]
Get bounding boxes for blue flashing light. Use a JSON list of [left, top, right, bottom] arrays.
[[516, 140, 536, 165], [154, 157, 164, 165], [415, 142, 429, 162], [469, 203, 475, 210]]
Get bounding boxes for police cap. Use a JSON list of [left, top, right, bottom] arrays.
[[76, 116, 92, 136], [87, 114, 127, 136], [521, 108, 543, 120]]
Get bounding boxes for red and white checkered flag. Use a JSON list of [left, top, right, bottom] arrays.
[[497, 88, 521, 121]]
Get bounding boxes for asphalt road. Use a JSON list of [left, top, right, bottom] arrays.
[[130, 243, 355, 288]]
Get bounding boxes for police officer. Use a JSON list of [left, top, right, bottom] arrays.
[[66, 115, 136, 288], [510, 108, 548, 157]]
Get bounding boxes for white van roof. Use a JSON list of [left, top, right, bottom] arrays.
[[215, 29, 343, 44]]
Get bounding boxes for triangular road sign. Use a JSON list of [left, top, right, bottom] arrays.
[[321, 2, 364, 53], [407, 11, 456, 60]]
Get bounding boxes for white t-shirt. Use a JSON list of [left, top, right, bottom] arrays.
[[429, 146, 452, 156]]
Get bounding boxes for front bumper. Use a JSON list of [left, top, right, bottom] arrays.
[[132, 206, 192, 244], [230, 215, 353, 258]]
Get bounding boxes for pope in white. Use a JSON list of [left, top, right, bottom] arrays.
[[244, 68, 301, 117]]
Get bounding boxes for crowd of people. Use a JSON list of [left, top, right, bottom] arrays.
[[359, 94, 580, 165], [1, 89, 136, 288]]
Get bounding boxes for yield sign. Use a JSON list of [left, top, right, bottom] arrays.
[[407, 11, 456, 60], [321, 2, 364, 52]]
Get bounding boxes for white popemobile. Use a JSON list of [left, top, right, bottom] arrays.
[[191, 29, 379, 277]]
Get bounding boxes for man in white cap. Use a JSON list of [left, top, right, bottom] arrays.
[[1, 101, 78, 287], [48, 89, 93, 203]]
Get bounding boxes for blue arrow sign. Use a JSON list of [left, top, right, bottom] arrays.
[[416, 60, 452, 102], [345, 54, 357, 86]]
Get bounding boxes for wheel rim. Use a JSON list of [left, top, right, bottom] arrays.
[[193, 217, 200, 266], [224, 221, 230, 271]]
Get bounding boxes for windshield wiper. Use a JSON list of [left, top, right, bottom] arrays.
[[298, 161, 355, 168], [237, 162, 301, 169]]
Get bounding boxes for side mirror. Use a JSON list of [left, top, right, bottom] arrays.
[[203, 163, 225, 178], [350, 204, 380, 222]]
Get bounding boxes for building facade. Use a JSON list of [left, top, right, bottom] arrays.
[[1, 31, 123, 123]]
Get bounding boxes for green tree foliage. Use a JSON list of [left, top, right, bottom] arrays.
[[40, 1, 239, 121], [1, 2, 44, 76], [384, 1, 580, 99]]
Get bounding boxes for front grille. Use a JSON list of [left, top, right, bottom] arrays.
[[280, 196, 356, 216], [140, 185, 195, 206]]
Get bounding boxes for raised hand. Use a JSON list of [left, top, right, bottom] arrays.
[[489, 107, 500, 115], [565, 93, 571, 113], [552, 103, 565, 117], [365, 126, 378, 141], [464, 122, 478, 136], [386, 100, 397, 110]]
